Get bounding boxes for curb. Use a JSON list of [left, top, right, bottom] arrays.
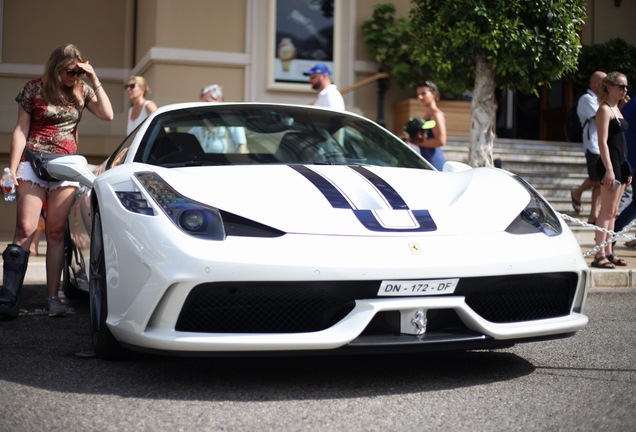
[[589, 268, 635, 290], [590, 269, 636, 291], [24, 263, 48, 285], [581, 243, 636, 290]]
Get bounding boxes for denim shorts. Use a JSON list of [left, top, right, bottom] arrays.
[[16, 161, 79, 191]]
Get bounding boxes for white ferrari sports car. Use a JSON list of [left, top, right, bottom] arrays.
[[49, 102, 589, 359]]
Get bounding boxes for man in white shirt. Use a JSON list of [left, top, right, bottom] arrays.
[[303, 63, 345, 111], [571, 71, 606, 224]]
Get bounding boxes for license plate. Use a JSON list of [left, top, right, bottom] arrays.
[[377, 278, 459, 296]]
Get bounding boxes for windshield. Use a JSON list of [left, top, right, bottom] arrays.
[[131, 104, 433, 170]]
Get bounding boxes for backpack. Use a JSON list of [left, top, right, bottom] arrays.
[[564, 103, 589, 143]]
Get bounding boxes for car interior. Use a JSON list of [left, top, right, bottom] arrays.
[[121, 105, 432, 170]]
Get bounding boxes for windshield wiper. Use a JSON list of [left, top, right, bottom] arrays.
[[158, 160, 224, 168], [312, 160, 370, 166]]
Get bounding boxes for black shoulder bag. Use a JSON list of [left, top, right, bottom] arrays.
[[24, 149, 70, 181]]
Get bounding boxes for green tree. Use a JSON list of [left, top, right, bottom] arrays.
[[410, 0, 585, 167], [361, 3, 464, 99], [361, 3, 425, 90], [570, 38, 636, 96]]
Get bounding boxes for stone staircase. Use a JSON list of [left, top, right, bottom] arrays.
[[443, 137, 597, 247]]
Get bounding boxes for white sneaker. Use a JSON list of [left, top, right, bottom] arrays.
[[46, 296, 67, 317]]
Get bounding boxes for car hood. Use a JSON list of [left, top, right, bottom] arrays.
[[146, 164, 533, 236]]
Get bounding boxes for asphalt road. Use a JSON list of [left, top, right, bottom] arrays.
[[0, 286, 634, 432]]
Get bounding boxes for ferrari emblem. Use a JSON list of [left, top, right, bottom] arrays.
[[411, 310, 428, 335], [409, 243, 422, 254]]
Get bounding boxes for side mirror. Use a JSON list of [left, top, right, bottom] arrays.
[[442, 161, 472, 172], [47, 155, 96, 189]]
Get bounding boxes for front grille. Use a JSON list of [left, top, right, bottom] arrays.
[[176, 282, 357, 333], [459, 274, 576, 323], [174, 273, 578, 333]]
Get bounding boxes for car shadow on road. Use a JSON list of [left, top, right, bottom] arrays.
[[0, 285, 536, 401]]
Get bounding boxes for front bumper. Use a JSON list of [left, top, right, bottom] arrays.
[[120, 295, 588, 354], [111, 271, 588, 354]]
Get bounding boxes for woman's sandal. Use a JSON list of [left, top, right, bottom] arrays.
[[570, 191, 582, 213], [591, 255, 615, 269], [606, 253, 627, 266]]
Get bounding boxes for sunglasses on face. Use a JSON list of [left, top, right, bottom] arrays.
[[65, 68, 85, 77], [124, 83, 137, 90], [611, 84, 631, 91]]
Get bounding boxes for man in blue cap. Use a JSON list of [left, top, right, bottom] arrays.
[[303, 63, 345, 111]]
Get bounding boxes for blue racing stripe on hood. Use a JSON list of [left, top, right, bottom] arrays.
[[353, 209, 437, 232], [290, 165, 352, 209], [349, 166, 408, 210], [289, 165, 437, 232]]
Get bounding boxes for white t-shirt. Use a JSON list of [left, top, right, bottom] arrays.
[[314, 84, 345, 111], [189, 126, 247, 153], [577, 89, 600, 154]]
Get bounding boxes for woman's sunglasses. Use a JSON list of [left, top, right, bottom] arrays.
[[65, 69, 85, 77], [610, 83, 631, 91], [124, 84, 137, 90]]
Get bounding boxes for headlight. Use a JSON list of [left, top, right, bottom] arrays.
[[506, 175, 562, 237], [134, 171, 226, 240], [181, 209, 206, 231]]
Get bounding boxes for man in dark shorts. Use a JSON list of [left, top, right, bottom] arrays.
[[570, 71, 606, 224]]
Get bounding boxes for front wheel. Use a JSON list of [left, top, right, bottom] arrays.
[[62, 223, 87, 299], [89, 204, 125, 359]]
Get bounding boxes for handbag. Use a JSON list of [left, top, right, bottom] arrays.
[[24, 149, 69, 181]]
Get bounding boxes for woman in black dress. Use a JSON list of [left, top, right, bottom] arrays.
[[592, 72, 631, 268]]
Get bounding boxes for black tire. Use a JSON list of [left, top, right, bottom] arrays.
[[62, 223, 87, 299], [89, 204, 126, 359]]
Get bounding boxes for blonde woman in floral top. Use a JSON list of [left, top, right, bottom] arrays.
[[0, 44, 113, 319]]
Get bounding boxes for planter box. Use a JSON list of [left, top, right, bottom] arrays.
[[393, 99, 471, 138]]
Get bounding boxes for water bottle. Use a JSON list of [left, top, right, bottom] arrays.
[[3, 167, 16, 202]]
